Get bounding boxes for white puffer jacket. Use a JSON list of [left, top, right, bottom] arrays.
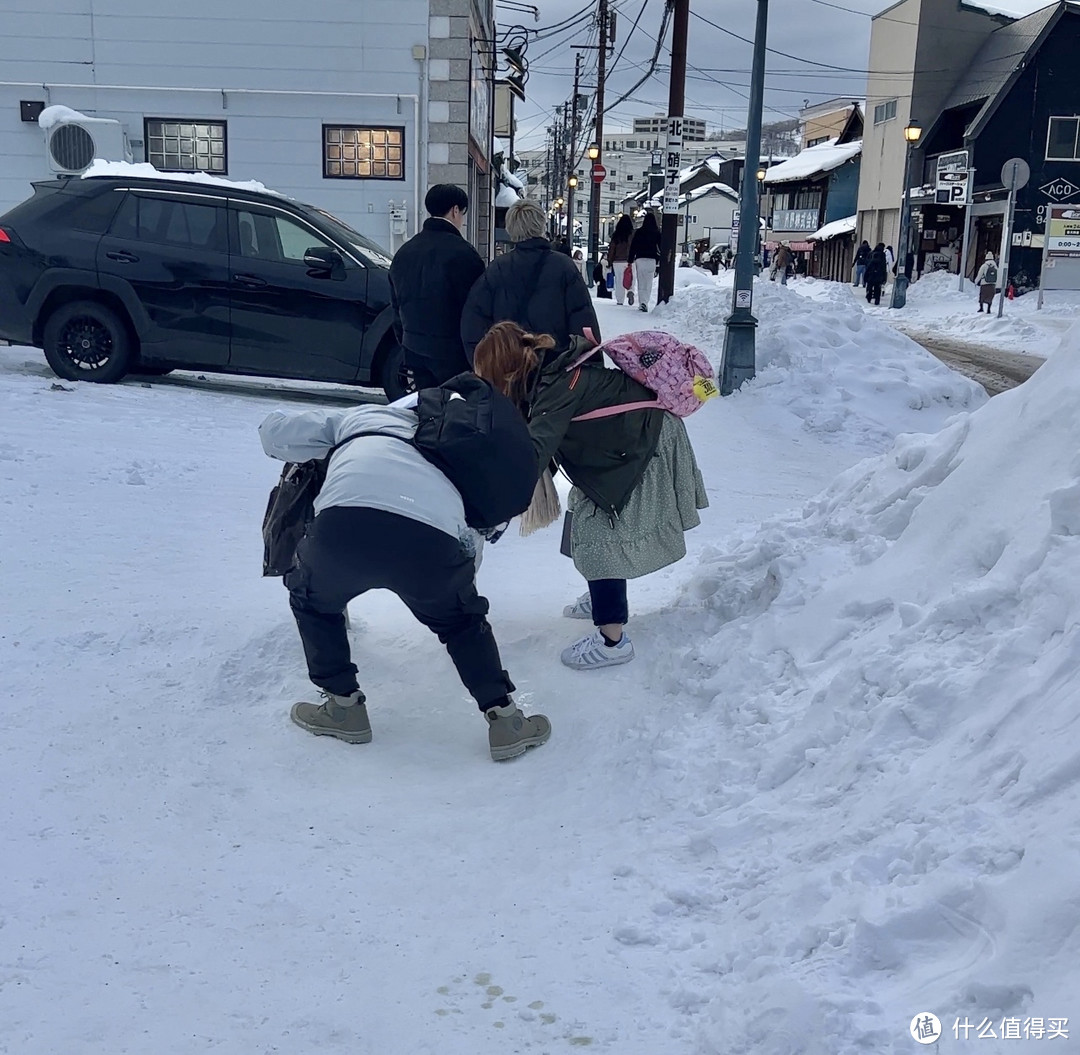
[[259, 404, 476, 551]]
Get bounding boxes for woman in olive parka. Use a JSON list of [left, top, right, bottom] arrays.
[[474, 321, 708, 671]]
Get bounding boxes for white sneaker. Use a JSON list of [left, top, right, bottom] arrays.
[[560, 629, 635, 670], [562, 592, 593, 619]]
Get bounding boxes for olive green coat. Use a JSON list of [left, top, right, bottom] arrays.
[[527, 341, 665, 518]]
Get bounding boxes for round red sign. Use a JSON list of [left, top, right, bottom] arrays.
[[591, 164, 607, 183]]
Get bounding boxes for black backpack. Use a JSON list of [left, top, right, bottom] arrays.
[[261, 430, 370, 577], [413, 373, 538, 531], [984, 263, 998, 285]]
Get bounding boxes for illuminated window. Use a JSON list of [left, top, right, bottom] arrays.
[[323, 126, 405, 180]]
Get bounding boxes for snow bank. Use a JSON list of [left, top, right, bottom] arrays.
[[887, 269, 1080, 358], [651, 276, 987, 451], [37, 104, 92, 130], [81, 159, 284, 196], [634, 326, 1080, 1052]]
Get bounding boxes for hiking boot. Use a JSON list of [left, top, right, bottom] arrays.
[[485, 702, 551, 761], [290, 689, 372, 743], [560, 629, 635, 670], [563, 591, 593, 619]]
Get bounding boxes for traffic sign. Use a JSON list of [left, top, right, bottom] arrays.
[[1001, 157, 1031, 192], [591, 164, 607, 183]]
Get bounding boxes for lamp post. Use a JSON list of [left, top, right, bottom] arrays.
[[755, 167, 766, 273], [889, 119, 922, 309], [720, 0, 769, 395], [553, 197, 564, 240], [566, 175, 578, 248], [586, 142, 600, 279]]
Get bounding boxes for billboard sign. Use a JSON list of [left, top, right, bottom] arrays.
[[1047, 205, 1080, 259], [935, 150, 969, 205]]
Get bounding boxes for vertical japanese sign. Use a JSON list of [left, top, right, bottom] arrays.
[[663, 115, 683, 215]]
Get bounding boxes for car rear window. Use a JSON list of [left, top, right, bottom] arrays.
[[64, 189, 124, 233], [111, 193, 227, 253]]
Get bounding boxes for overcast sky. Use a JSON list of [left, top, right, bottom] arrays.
[[506, 0, 876, 151]]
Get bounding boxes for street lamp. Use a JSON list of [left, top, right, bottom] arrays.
[[889, 119, 922, 309], [568, 175, 578, 189], [587, 143, 599, 161]]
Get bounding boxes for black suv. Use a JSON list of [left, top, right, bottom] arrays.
[[0, 175, 410, 397]]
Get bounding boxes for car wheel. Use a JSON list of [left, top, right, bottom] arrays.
[[378, 341, 415, 402], [43, 301, 134, 383]]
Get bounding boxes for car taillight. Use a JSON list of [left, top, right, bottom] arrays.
[[0, 228, 10, 243]]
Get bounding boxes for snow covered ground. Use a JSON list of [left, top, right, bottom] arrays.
[[796, 269, 1080, 359], [3, 274, 1077, 1054]]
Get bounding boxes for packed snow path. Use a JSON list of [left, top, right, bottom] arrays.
[[6, 275, 1076, 1054]]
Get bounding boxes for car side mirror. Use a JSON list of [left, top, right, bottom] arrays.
[[304, 246, 345, 278]]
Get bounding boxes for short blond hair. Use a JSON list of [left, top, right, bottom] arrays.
[[506, 199, 546, 242]]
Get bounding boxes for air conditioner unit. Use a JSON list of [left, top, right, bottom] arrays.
[[45, 117, 132, 175]]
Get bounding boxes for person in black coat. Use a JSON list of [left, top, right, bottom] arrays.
[[388, 184, 485, 387], [865, 243, 888, 306], [628, 210, 661, 312], [461, 199, 600, 364]]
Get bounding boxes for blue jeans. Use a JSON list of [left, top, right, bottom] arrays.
[[854, 264, 866, 287]]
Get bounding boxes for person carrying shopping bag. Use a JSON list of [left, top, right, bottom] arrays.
[[607, 214, 634, 306]]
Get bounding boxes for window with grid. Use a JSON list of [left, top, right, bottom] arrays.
[[145, 119, 227, 173], [324, 126, 405, 180], [1047, 116, 1080, 161]]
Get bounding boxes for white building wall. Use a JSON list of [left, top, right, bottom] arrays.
[[0, 0, 430, 244]]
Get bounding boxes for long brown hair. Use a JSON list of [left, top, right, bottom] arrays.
[[473, 321, 555, 407]]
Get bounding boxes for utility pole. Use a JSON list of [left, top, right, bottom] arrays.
[[657, 0, 690, 305], [565, 52, 583, 247], [587, 0, 608, 282], [720, 0, 769, 395]]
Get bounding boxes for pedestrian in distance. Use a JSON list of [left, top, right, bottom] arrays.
[[975, 251, 999, 312], [388, 184, 484, 389], [853, 240, 870, 287], [592, 252, 612, 299], [473, 321, 709, 672], [770, 241, 793, 285], [461, 198, 599, 366], [628, 210, 661, 313], [259, 399, 551, 763], [607, 214, 634, 306], [865, 242, 888, 306], [885, 245, 896, 272]]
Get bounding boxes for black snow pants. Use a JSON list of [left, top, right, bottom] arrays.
[[285, 506, 515, 711]]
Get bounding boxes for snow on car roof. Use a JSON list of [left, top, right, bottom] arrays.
[[81, 159, 284, 198]]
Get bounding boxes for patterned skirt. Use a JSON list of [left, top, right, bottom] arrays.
[[568, 413, 708, 581]]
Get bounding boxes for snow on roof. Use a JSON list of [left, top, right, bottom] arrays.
[[684, 182, 739, 204], [960, 0, 1055, 16], [38, 105, 92, 130], [82, 159, 284, 197], [809, 214, 857, 242], [763, 139, 862, 185]]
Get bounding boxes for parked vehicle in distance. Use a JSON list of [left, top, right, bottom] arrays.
[[0, 173, 413, 398]]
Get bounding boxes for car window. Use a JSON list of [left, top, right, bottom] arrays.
[[65, 190, 123, 234], [111, 194, 227, 253], [234, 208, 334, 264]]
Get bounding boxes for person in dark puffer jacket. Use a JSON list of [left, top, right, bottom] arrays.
[[628, 210, 661, 312], [460, 199, 599, 365], [389, 184, 485, 388]]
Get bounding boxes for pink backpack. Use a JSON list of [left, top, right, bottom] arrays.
[[569, 330, 718, 421]]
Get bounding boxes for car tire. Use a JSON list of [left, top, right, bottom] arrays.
[[378, 340, 415, 402], [43, 301, 134, 384]]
